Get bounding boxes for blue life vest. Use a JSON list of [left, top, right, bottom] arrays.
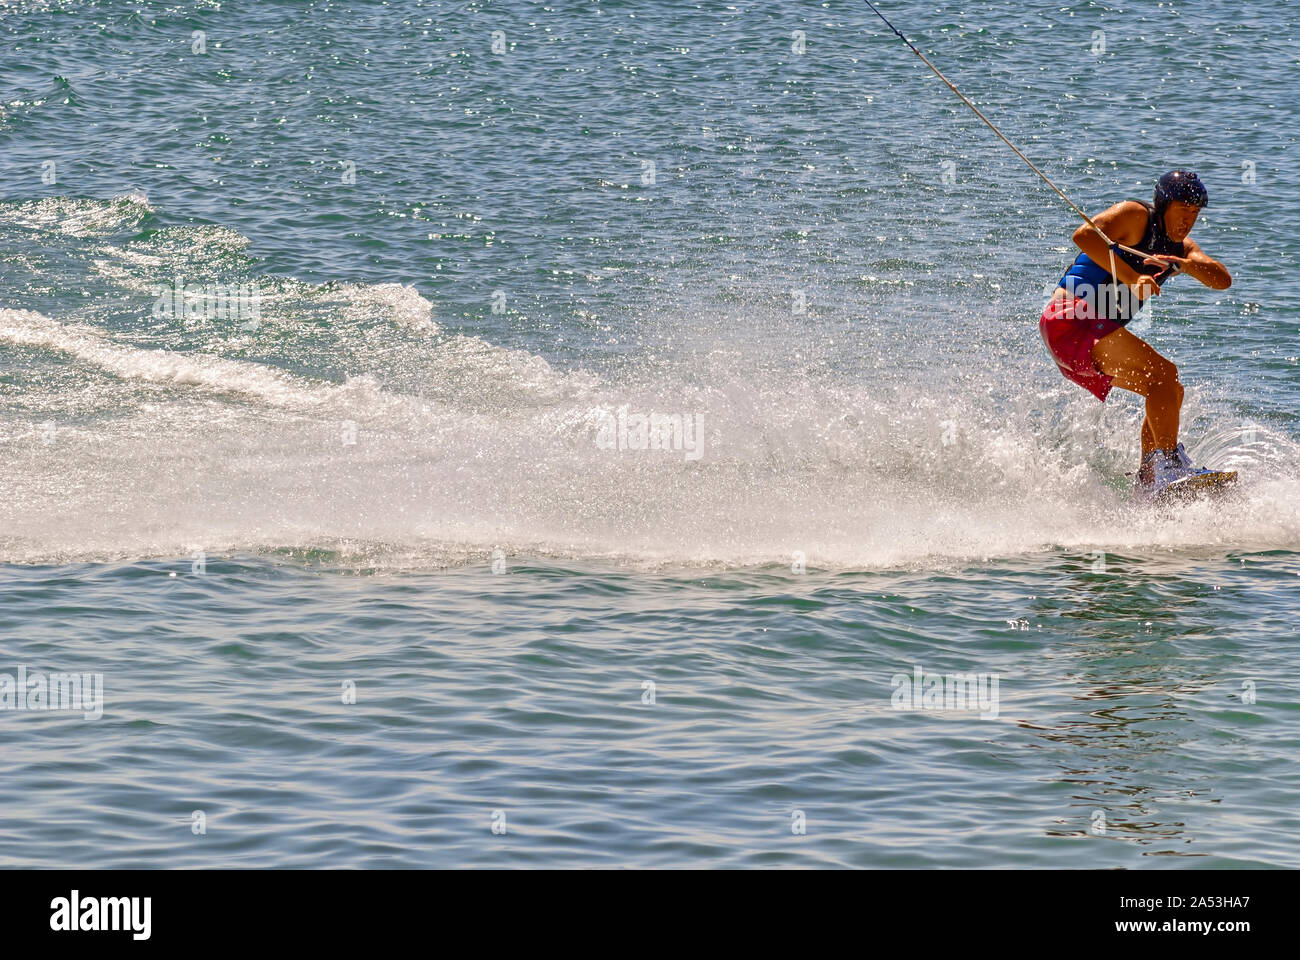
[[1057, 200, 1185, 324]]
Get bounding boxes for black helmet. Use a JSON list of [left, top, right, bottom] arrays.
[[1154, 170, 1208, 214]]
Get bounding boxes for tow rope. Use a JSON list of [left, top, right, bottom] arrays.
[[859, 0, 1175, 307]]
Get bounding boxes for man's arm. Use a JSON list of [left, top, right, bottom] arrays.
[[1070, 201, 1157, 290], [1172, 237, 1232, 289]]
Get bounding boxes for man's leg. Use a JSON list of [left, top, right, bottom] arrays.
[[1135, 415, 1160, 483], [1091, 326, 1183, 452]]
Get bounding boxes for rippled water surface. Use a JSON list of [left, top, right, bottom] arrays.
[[1, 0, 1297, 867]]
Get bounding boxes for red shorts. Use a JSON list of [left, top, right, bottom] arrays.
[[1039, 296, 1124, 401]]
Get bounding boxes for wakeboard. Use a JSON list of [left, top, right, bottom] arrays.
[[1152, 470, 1239, 505]]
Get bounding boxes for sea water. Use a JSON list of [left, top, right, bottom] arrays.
[[1, 0, 1298, 867]]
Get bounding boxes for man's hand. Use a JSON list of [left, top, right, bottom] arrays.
[[1143, 253, 1188, 275], [1133, 273, 1162, 298]]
